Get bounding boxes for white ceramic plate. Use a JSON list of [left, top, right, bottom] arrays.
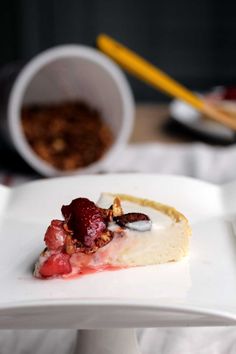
[[169, 99, 235, 142], [1, 173, 236, 329]]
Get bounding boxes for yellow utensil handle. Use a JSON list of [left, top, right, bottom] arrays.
[[97, 34, 204, 111], [97, 34, 236, 131]]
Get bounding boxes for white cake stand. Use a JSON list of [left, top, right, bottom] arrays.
[[76, 329, 140, 354], [1, 303, 235, 354], [72, 310, 235, 354]]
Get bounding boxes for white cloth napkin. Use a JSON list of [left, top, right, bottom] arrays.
[[103, 142, 236, 184], [1, 142, 236, 354]]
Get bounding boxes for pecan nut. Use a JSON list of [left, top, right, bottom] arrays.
[[114, 213, 152, 232]]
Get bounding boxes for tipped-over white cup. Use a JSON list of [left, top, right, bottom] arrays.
[[7, 45, 134, 176]]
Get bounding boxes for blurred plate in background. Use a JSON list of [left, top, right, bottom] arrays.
[[169, 87, 236, 144]]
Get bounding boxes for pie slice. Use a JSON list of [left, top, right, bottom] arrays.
[[34, 193, 191, 279]]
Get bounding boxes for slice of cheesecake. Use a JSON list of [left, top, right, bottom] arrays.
[[34, 193, 191, 279], [97, 193, 191, 266]]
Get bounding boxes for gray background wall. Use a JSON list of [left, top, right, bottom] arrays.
[[1, 0, 236, 101]]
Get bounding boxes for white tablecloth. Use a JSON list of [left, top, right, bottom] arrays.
[[103, 142, 236, 184], [1, 142, 236, 354]]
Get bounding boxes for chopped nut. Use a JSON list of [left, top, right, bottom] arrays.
[[112, 197, 123, 217], [101, 231, 112, 242], [21, 101, 114, 171], [95, 230, 113, 248], [65, 235, 76, 255]]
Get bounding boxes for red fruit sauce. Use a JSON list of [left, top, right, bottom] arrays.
[[62, 264, 127, 280]]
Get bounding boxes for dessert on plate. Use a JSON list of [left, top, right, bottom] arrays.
[[34, 193, 191, 279]]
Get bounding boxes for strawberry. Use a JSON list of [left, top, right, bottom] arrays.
[[44, 220, 67, 250], [61, 198, 106, 248], [39, 253, 71, 277]]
